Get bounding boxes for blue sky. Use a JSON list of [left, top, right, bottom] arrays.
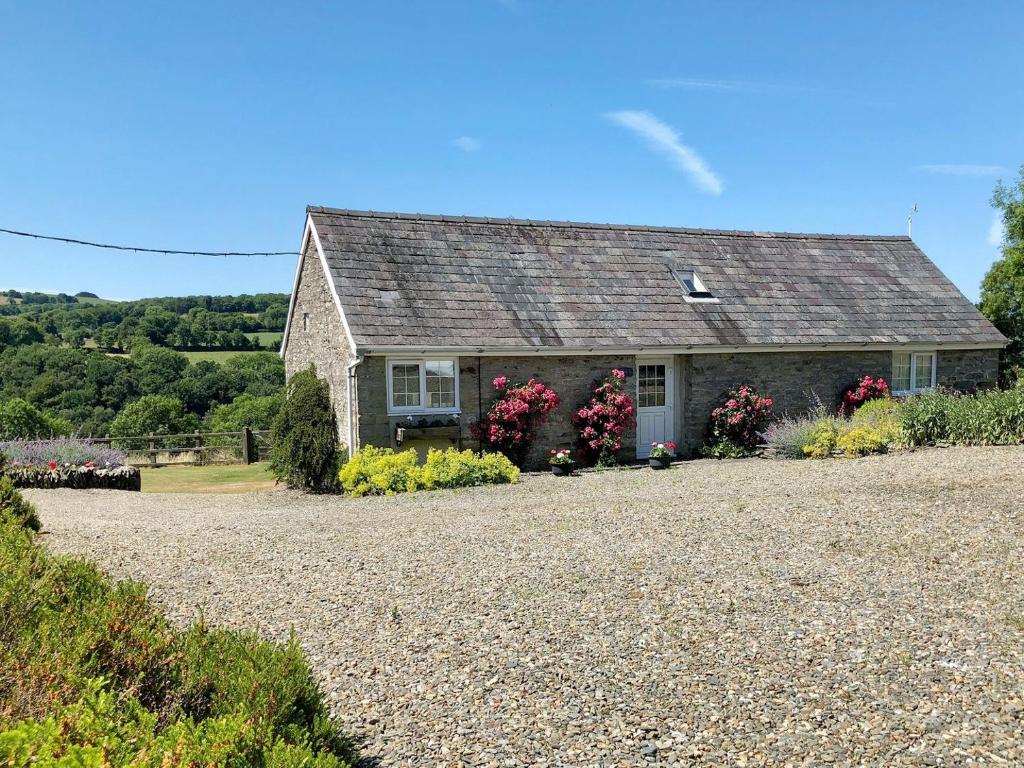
[[1, 1, 1020, 301]]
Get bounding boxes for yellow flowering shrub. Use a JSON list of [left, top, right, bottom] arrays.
[[338, 446, 519, 497]]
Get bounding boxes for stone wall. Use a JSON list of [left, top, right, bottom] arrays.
[[936, 348, 1000, 392], [680, 348, 1001, 455], [281, 237, 352, 452], [354, 354, 635, 469], [351, 347, 1001, 465], [680, 350, 892, 455]]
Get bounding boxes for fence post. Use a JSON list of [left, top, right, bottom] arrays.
[[242, 426, 253, 465], [148, 433, 156, 465]]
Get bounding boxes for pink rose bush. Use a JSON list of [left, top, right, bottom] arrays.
[[572, 368, 636, 466], [704, 385, 775, 457], [841, 375, 890, 413], [470, 376, 560, 466]]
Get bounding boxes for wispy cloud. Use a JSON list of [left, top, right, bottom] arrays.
[[917, 164, 1006, 177], [645, 77, 821, 95], [452, 136, 481, 153], [605, 110, 723, 195], [988, 213, 1006, 247]]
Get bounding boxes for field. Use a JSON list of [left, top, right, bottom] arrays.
[[179, 349, 268, 363], [139, 462, 278, 493], [32, 447, 1024, 766], [245, 330, 283, 347]]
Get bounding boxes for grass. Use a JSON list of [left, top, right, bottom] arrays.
[[141, 462, 278, 493], [179, 349, 266, 363], [246, 330, 283, 347]]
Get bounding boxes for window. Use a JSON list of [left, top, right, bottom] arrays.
[[670, 267, 717, 302], [387, 358, 460, 414], [893, 351, 936, 394], [637, 364, 666, 407]]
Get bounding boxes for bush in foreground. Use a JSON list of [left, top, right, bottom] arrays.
[[0, 477, 40, 531], [0, 514, 353, 766], [271, 366, 340, 493], [339, 446, 520, 497]]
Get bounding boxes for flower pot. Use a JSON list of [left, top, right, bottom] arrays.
[[648, 455, 672, 470], [550, 463, 574, 476]]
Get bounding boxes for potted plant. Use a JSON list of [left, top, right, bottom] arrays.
[[548, 448, 575, 476], [648, 441, 676, 469]]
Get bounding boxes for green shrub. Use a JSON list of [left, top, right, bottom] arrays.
[[835, 397, 903, 457], [338, 446, 520, 497], [207, 393, 284, 433], [338, 445, 421, 497], [417, 447, 520, 489], [900, 388, 1024, 446], [0, 477, 40, 531], [0, 398, 71, 440], [762, 402, 833, 458], [802, 418, 839, 458], [0, 513, 353, 766], [271, 366, 340, 493], [109, 395, 200, 446]]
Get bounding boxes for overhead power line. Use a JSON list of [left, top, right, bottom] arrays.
[[0, 226, 298, 257]]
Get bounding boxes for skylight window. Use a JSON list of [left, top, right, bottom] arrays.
[[671, 268, 717, 302]]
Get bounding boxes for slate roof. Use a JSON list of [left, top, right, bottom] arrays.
[[307, 206, 1006, 351]]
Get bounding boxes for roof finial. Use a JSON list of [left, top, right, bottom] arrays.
[[907, 204, 919, 238]]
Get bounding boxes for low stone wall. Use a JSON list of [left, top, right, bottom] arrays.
[[6, 466, 141, 491]]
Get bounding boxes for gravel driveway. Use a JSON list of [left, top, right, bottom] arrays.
[[30, 447, 1024, 767]]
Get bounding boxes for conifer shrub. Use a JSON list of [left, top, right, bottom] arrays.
[[270, 366, 340, 493]]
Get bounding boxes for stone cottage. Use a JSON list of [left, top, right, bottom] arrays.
[[280, 206, 1005, 466]]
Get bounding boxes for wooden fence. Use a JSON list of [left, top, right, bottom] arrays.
[[89, 428, 271, 467]]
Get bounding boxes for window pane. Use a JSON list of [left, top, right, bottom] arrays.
[[638, 364, 666, 408], [425, 360, 456, 409], [391, 364, 421, 408], [914, 353, 934, 390], [893, 353, 911, 392]]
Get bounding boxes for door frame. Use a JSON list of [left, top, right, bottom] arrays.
[[635, 356, 675, 459]]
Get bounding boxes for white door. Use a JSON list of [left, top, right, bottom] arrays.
[[636, 358, 674, 459]]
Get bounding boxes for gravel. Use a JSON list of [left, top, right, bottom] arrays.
[[29, 446, 1024, 767]]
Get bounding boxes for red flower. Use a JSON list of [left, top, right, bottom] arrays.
[[47, 460, 57, 470]]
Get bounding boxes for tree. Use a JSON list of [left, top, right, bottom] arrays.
[[270, 366, 339, 493], [109, 395, 198, 439], [207, 393, 284, 433], [222, 352, 285, 397], [980, 164, 1024, 384], [0, 398, 72, 440], [133, 345, 188, 395]]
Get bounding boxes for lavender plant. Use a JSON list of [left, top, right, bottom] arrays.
[[0, 438, 126, 468]]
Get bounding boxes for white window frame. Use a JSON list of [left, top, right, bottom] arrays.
[[385, 357, 461, 415], [892, 350, 937, 395]]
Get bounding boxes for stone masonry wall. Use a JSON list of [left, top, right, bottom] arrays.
[[681, 350, 892, 455], [936, 348, 1000, 392], [353, 347, 1000, 465], [355, 355, 636, 469], [681, 348, 1001, 455], [281, 237, 352, 452]]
